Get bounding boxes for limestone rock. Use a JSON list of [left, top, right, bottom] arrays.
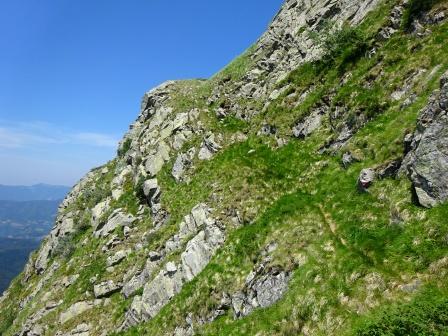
[[91, 199, 111, 230], [172, 148, 196, 182], [145, 141, 171, 176], [401, 71, 448, 207], [232, 267, 290, 319], [94, 211, 136, 238], [198, 134, 221, 160], [293, 106, 327, 138], [93, 280, 122, 298], [60, 301, 93, 324], [106, 249, 131, 267]]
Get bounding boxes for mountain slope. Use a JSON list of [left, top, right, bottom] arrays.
[[1, 0, 448, 335]]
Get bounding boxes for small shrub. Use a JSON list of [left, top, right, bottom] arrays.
[[51, 234, 76, 259], [135, 175, 147, 204], [311, 23, 369, 74], [118, 138, 132, 157]]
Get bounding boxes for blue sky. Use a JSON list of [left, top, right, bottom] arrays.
[[0, 0, 283, 186]]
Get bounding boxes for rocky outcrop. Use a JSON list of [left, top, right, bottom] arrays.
[[172, 148, 196, 182], [32, 169, 104, 275], [231, 244, 290, 319], [93, 280, 123, 298], [401, 71, 448, 207], [198, 133, 221, 160], [58, 323, 91, 336], [232, 268, 290, 318], [94, 210, 136, 238], [106, 249, 131, 267], [293, 106, 328, 139], [121, 204, 225, 330], [208, 0, 382, 120]]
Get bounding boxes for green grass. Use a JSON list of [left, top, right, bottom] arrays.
[[353, 286, 448, 335]]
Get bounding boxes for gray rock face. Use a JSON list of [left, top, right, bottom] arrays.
[[140, 264, 185, 320], [401, 72, 448, 207], [208, 0, 381, 120], [232, 267, 290, 319], [172, 148, 196, 182], [181, 223, 225, 281], [145, 141, 171, 177], [106, 249, 131, 267], [18, 325, 44, 336], [342, 152, 355, 168], [94, 210, 136, 238], [16, 298, 63, 336], [121, 204, 225, 330], [258, 124, 277, 136], [57, 323, 91, 336], [198, 134, 221, 160], [93, 280, 122, 298], [293, 106, 327, 139], [34, 200, 86, 274], [91, 199, 110, 230]]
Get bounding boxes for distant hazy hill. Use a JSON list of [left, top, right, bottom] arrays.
[[0, 200, 60, 239], [0, 184, 67, 294], [0, 238, 40, 293], [0, 184, 70, 201]]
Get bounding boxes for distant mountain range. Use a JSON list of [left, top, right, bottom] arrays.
[[0, 184, 70, 201], [0, 237, 40, 294], [0, 200, 61, 239], [0, 184, 69, 293]]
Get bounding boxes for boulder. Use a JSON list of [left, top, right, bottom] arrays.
[[140, 265, 184, 320], [342, 152, 355, 168], [94, 211, 136, 238], [91, 199, 110, 230], [60, 301, 93, 324], [93, 280, 122, 298], [258, 124, 277, 136], [198, 134, 221, 160], [231, 267, 290, 318], [145, 141, 171, 176], [63, 323, 91, 336], [358, 168, 375, 191], [106, 250, 131, 267]]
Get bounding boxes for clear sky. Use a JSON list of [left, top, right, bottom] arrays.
[[0, 0, 284, 186]]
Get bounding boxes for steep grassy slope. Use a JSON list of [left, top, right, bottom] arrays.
[[1, 1, 448, 335]]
